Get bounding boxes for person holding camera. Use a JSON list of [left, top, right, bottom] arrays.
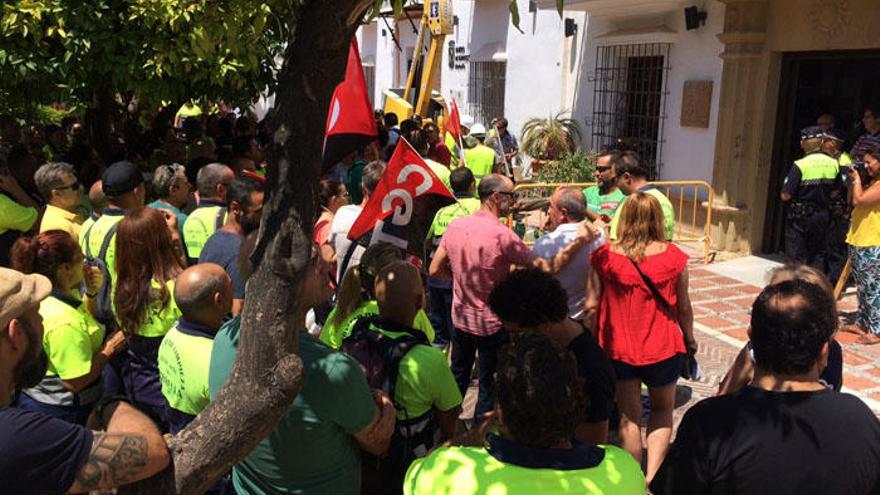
[[845, 145, 880, 344]]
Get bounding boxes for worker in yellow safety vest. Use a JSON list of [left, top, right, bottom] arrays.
[[463, 124, 499, 181]]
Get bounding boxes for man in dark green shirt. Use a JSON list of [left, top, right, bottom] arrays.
[[208, 244, 396, 495]]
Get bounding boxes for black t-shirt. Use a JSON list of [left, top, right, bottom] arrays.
[[651, 387, 880, 495], [567, 327, 616, 423], [0, 405, 94, 494]]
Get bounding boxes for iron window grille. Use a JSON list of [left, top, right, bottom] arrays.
[[589, 43, 671, 178], [468, 61, 507, 126]]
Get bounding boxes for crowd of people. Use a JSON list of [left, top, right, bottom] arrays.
[[0, 102, 878, 495]]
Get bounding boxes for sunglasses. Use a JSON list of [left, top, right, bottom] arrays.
[[54, 181, 80, 191], [495, 190, 516, 198], [596, 166, 613, 172]]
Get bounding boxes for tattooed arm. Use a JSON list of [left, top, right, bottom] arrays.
[[68, 401, 170, 493]]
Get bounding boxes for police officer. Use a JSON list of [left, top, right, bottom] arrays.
[[823, 129, 854, 285], [181, 163, 234, 264], [781, 126, 842, 274]]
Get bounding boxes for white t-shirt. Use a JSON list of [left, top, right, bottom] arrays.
[[330, 205, 365, 283], [531, 223, 605, 318]]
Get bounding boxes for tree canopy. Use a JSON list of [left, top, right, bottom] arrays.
[[0, 0, 561, 116], [0, 0, 294, 112]]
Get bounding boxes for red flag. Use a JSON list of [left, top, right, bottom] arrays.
[[445, 98, 463, 142], [322, 38, 377, 170], [348, 139, 455, 258]]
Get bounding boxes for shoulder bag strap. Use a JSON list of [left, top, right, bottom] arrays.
[[627, 257, 677, 322], [83, 221, 97, 258], [97, 222, 120, 262]]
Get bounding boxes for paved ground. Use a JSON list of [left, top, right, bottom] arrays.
[[462, 246, 880, 428]]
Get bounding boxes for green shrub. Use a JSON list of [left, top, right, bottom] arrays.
[[535, 149, 598, 184]]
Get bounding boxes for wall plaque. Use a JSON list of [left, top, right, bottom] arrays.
[[680, 80, 713, 128]]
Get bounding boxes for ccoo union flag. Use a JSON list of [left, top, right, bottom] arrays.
[[322, 38, 377, 171], [348, 139, 455, 260]]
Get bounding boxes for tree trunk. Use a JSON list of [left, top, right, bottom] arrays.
[[119, 1, 373, 493]]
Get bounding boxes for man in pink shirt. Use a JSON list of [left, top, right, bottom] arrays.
[[430, 174, 596, 417]]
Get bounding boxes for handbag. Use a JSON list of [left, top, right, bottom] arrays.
[[627, 257, 702, 381]]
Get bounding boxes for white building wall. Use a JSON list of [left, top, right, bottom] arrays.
[[567, 2, 724, 183], [439, 0, 474, 107], [503, 1, 583, 139], [658, 1, 724, 182]]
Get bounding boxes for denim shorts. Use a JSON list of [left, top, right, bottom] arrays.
[[611, 354, 683, 388]]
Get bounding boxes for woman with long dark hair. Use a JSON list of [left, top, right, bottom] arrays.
[[585, 192, 696, 484], [845, 146, 880, 344], [11, 230, 126, 424], [114, 207, 184, 429]]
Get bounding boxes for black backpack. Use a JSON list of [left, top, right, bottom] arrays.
[[340, 316, 436, 495], [83, 221, 120, 328]]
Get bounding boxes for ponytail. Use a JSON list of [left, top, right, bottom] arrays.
[[10, 230, 79, 284], [10, 236, 38, 275]]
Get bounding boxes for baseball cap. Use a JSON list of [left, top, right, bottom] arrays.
[[102, 160, 143, 197], [0, 268, 51, 329]]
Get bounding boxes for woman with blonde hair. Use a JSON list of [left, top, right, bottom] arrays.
[[320, 242, 435, 349], [585, 192, 696, 483]]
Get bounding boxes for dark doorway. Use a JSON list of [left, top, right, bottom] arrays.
[[763, 50, 880, 253]]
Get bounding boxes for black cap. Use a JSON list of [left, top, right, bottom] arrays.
[[800, 125, 824, 140], [102, 161, 143, 197]]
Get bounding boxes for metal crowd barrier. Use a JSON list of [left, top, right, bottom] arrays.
[[511, 181, 716, 264]]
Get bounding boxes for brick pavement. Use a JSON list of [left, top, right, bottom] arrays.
[[689, 257, 880, 416]]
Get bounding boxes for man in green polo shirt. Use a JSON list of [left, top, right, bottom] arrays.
[[158, 263, 232, 434], [349, 261, 462, 493], [182, 163, 234, 264], [208, 244, 396, 495], [609, 151, 675, 241], [403, 331, 645, 495], [583, 151, 625, 222]]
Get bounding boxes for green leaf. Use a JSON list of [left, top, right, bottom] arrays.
[[509, 0, 522, 33]]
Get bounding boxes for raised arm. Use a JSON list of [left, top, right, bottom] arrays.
[[530, 222, 600, 274], [68, 401, 170, 493]]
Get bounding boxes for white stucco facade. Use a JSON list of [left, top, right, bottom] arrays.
[[358, 0, 725, 182]]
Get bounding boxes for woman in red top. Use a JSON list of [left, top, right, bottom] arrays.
[[585, 192, 697, 484]]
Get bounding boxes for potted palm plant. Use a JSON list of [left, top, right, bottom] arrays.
[[520, 112, 582, 174]]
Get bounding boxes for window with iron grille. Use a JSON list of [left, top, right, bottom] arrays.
[[468, 61, 506, 126], [590, 43, 670, 178]]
